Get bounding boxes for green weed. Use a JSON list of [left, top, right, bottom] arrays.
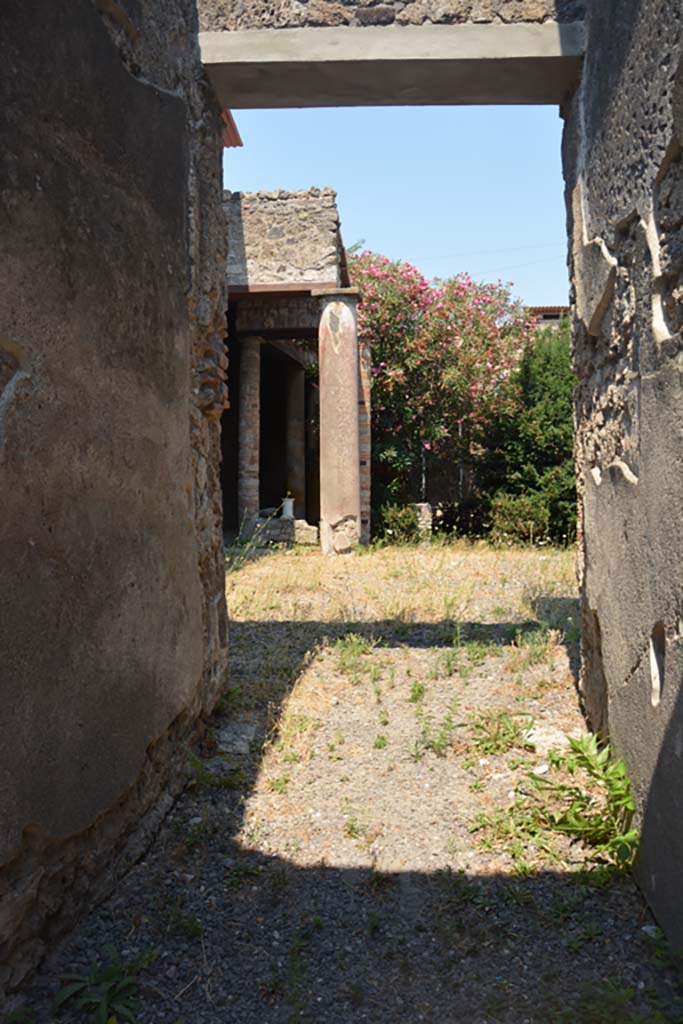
[[434, 868, 483, 910], [225, 861, 261, 889], [529, 734, 638, 868], [268, 774, 290, 794], [55, 948, 152, 1023], [471, 734, 639, 871], [432, 647, 461, 679], [509, 627, 556, 669], [558, 981, 670, 1024], [370, 665, 383, 703], [469, 798, 559, 869], [468, 710, 534, 756], [417, 702, 459, 757], [408, 680, 426, 703], [334, 633, 372, 679]]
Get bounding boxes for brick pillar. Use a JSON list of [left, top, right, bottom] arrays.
[[358, 335, 372, 545], [237, 336, 261, 536], [286, 364, 306, 519], [314, 289, 361, 554]]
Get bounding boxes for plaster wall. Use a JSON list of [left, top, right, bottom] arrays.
[[563, 0, 683, 942], [199, 0, 584, 30], [0, 0, 226, 996]]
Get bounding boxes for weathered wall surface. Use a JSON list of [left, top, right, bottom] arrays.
[[225, 189, 344, 288], [199, 0, 584, 30], [0, 0, 226, 997], [564, 0, 683, 942]]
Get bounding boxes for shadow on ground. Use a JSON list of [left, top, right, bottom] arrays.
[[19, 585, 681, 1024], [21, 847, 674, 1024]]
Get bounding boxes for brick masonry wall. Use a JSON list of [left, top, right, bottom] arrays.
[[199, 0, 585, 31]]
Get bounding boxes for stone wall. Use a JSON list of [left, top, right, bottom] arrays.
[[200, 0, 584, 30], [0, 0, 226, 999], [563, 0, 683, 943], [235, 297, 322, 335], [225, 189, 343, 288]]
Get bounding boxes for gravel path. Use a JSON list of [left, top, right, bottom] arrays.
[[17, 545, 683, 1023]]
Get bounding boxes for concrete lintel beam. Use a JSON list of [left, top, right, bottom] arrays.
[[199, 22, 585, 109], [310, 287, 361, 298]]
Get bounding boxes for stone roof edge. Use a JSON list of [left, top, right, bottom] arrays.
[[223, 187, 338, 202]]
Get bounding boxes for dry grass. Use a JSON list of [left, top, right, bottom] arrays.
[[225, 540, 582, 872], [227, 540, 577, 629]]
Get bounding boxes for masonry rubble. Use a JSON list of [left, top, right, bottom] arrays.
[[198, 0, 585, 31]]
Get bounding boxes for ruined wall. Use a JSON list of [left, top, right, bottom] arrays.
[[564, 0, 683, 942], [225, 189, 343, 288], [0, 0, 227, 997], [199, 0, 584, 30]]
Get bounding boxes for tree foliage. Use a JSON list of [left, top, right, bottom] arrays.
[[349, 250, 534, 510], [488, 322, 576, 543], [348, 250, 575, 542]]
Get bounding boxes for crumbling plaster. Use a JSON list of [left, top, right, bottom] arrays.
[[0, 0, 227, 998], [563, 0, 683, 942]]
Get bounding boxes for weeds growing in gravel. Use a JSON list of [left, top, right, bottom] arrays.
[[471, 734, 639, 871], [268, 773, 290, 794], [526, 734, 639, 868], [433, 868, 484, 910], [432, 646, 461, 678], [185, 752, 244, 792], [408, 680, 426, 703], [55, 947, 153, 1023], [558, 980, 672, 1024], [343, 810, 367, 840], [415, 702, 459, 758], [272, 711, 321, 763], [164, 897, 204, 939], [333, 633, 372, 680], [225, 861, 261, 889], [469, 798, 559, 872], [467, 710, 535, 756], [509, 627, 557, 670]]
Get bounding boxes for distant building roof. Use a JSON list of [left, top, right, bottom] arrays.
[[224, 188, 349, 293], [529, 306, 570, 319], [221, 110, 243, 148]]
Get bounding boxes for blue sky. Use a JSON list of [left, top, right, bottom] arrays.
[[223, 105, 569, 307]]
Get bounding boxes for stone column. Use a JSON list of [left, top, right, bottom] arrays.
[[314, 289, 362, 554], [286, 364, 306, 519], [237, 336, 261, 536], [358, 335, 372, 545]]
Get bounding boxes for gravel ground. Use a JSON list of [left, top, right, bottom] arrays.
[[15, 544, 683, 1024]]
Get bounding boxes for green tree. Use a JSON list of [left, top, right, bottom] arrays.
[[489, 321, 576, 543]]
